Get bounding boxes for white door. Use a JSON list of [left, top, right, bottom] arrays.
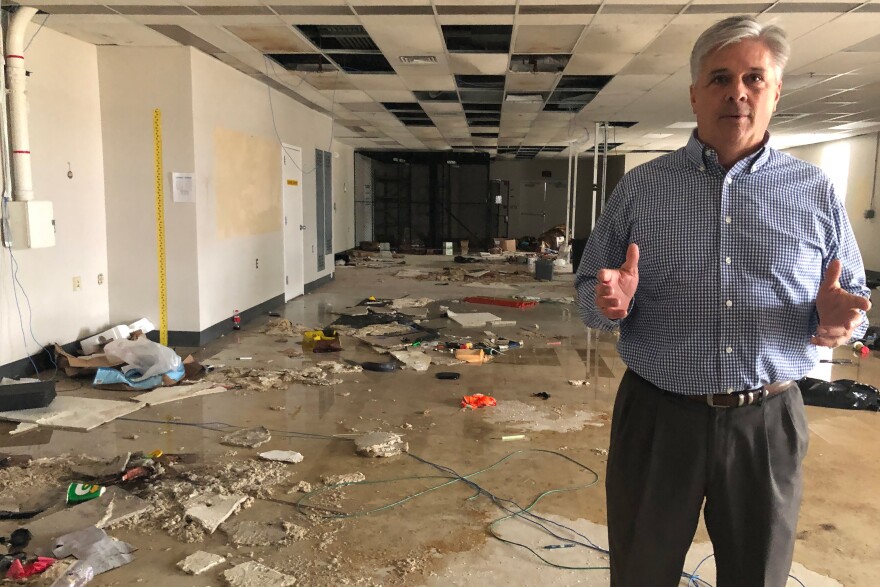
[[282, 144, 305, 301]]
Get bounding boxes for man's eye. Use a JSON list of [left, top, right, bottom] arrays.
[[748, 74, 764, 83], [711, 76, 728, 85]]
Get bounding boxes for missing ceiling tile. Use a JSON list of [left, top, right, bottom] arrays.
[[295, 25, 379, 51], [510, 54, 571, 74], [414, 90, 459, 102], [330, 53, 395, 74], [268, 53, 337, 73], [442, 25, 512, 53]]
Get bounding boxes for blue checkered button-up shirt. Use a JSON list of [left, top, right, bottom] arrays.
[[576, 132, 870, 396]]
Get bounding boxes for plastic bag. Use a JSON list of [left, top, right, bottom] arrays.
[[103, 337, 182, 381], [798, 377, 880, 411]]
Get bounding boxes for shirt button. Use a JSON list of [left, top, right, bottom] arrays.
[[726, 346, 733, 353], [726, 177, 733, 185], [699, 165, 706, 172], [726, 387, 735, 393], [725, 300, 733, 307], [725, 216, 732, 224], [725, 257, 731, 264]]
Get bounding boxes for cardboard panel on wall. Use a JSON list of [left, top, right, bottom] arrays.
[[214, 128, 282, 238]]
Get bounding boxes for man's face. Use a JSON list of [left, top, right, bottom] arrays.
[[689, 38, 782, 157]]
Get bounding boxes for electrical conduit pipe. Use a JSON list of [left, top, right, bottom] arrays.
[[6, 6, 38, 202]]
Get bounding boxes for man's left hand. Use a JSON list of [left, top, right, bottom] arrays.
[[812, 259, 872, 348]]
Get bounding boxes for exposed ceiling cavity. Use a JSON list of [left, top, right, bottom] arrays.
[[295, 25, 379, 52], [269, 53, 336, 73], [509, 54, 571, 74], [442, 25, 512, 53]]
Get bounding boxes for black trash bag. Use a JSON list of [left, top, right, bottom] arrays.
[[798, 377, 880, 411]]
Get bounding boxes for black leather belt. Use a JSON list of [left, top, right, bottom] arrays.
[[679, 381, 795, 408]]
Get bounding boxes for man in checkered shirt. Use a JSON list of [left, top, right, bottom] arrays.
[[575, 15, 871, 587]]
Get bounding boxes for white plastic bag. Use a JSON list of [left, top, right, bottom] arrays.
[[103, 337, 182, 381]]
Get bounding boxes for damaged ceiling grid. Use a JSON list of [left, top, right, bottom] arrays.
[[23, 1, 880, 156]]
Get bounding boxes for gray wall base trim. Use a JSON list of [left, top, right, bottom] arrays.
[[304, 272, 334, 294]]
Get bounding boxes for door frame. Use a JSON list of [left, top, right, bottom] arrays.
[[282, 143, 305, 301]]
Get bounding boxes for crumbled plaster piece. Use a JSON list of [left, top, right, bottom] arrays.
[[568, 380, 589, 387], [322, 472, 365, 486], [223, 561, 296, 587], [221, 426, 271, 448], [9, 422, 38, 435], [177, 551, 226, 575], [262, 319, 311, 337], [354, 432, 408, 458], [390, 350, 431, 372], [223, 520, 287, 547], [184, 493, 249, 534], [389, 297, 433, 309], [287, 481, 312, 494], [258, 450, 304, 464], [317, 361, 362, 374], [282, 521, 308, 541]]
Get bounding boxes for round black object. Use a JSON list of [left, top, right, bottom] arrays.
[[436, 372, 460, 380], [361, 361, 397, 372]]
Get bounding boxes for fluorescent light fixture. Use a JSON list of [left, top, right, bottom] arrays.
[[666, 122, 698, 129], [828, 121, 880, 130], [399, 55, 438, 65], [643, 133, 672, 139], [505, 93, 544, 103]]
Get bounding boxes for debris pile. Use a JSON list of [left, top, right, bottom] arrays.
[[354, 432, 408, 458]]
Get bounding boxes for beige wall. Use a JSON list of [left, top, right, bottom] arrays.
[[0, 25, 109, 367], [785, 133, 880, 272], [98, 46, 200, 332]]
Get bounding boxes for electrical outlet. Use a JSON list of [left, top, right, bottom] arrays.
[[97, 273, 104, 285], [72, 276, 81, 291], [255, 258, 259, 269]]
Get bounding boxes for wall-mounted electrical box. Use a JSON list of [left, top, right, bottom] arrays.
[[2, 200, 55, 248]]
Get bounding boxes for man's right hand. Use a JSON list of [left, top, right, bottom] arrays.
[[595, 243, 640, 320]]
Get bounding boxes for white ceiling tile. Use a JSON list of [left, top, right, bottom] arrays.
[[348, 75, 410, 91], [565, 53, 635, 75], [365, 89, 418, 102], [399, 74, 457, 91], [448, 54, 510, 75], [422, 102, 464, 113], [513, 25, 585, 53], [619, 53, 689, 76], [224, 25, 314, 53], [506, 72, 559, 91], [575, 16, 673, 54]]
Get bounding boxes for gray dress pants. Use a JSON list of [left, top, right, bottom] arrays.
[[606, 369, 809, 587]]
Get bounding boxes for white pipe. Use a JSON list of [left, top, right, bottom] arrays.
[[591, 123, 599, 230], [6, 7, 38, 202], [565, 142, 574, 249], [600, 123, 608, 213], [571, 145, 579, 241], [0, 14, 14, 202]]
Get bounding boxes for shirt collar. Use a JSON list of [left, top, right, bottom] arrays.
[[685, 130, 773, 173]]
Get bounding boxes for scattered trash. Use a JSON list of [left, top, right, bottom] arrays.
[[461, 394, 497, 409], [390, 350, 432, 372], [221, 426, 272, 448], [53, 526, 135, 575], [799, 377, 880, 411], [223, 561, 296, 587], [177, 551, 226, 575], [209, 367, 344, 390], [592, 448, 608, 456], [463, 296, 537, 309], [543, 543, 576, 550], [49, 560, 94, 587], [360, 361, 397, 372], [184, 493, 249, 534], [316, 361, 362, 374], [262, 319, 310, 337], [568, 380, 589, 387], [354, 432, 408, 458], [280, 348, 302, 358], [0, 379, 57, 411], [53, 345, 124, 377], [532, 392, 551, 400], [258, 451, 304, 464], [5, 556, 55, 580], [446, 310, 503, 328], [66, 483, 106, 504], [0, 396, 143, 432], [322, 472, 365, 485], [819, 358, 853, 364], [455, 349, 490, 364], [102, 336, 183, 381], [501, 435, 526, 442], [130, 382, 226, 407], [389, 297, 433, 309], [436, 372, 460, 380]]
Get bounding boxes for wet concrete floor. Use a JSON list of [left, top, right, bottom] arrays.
[[1, 256, 878, 586]]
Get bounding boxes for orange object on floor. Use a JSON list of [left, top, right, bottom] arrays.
[[455, 348, 488, 363], [461, 394, 497, 409]]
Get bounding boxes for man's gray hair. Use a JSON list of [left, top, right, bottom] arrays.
[[690, 15, 790, 83]]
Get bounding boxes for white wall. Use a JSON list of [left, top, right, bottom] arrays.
[[624, 152, 665, 173], [98, 46, 200, 332], [785, 133, 880, 272], [189, 50, 351, 331], [0, 25, 108, 368]]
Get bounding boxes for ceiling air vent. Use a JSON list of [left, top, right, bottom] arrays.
[[400, 55, 438, 65]]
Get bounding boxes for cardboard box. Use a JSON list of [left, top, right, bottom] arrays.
[[501, 239, 516, 252]]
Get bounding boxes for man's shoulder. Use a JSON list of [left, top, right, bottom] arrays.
[[620, 149, 687, 185], [765, 148, 832, 185]]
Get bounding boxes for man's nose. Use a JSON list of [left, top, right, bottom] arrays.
[[726, 78, 748, 102]]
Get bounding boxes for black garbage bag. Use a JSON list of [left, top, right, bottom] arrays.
[[798, 377, 880, 411]]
